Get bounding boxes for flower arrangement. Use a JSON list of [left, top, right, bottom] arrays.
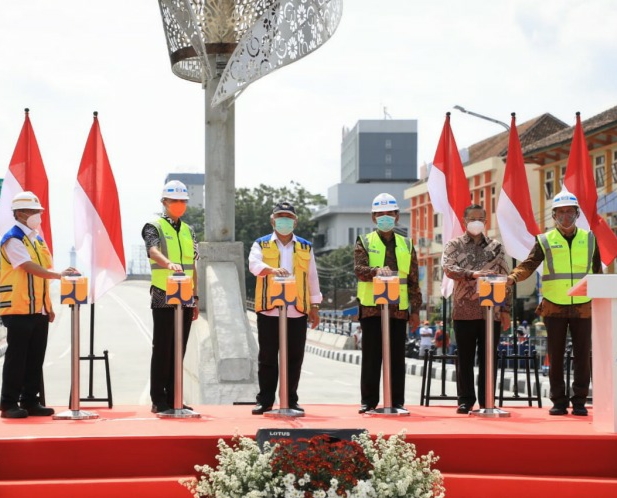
[[181, 430, 445, 498]]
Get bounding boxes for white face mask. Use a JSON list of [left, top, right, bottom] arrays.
[[26, 213, 42, 230], [466, 220, 484, 236]]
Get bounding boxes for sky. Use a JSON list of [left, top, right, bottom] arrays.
[[1, 0, 616, 272]]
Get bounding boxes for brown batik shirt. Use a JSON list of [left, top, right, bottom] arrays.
[[354, 231, 423, 320], [509, 228, 602, 319], [442, 232, 511, 321]]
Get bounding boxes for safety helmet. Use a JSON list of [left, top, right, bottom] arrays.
[[161, 180, 189, 200], [552, 191, 579, 210], [371, 193, 399, 213], [11, 191, 44, 211]]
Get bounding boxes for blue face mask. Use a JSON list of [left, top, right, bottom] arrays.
[[376, 215, 396, 232], [274, 217, 295, 236]]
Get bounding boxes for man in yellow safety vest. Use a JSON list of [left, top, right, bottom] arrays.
[[508, 191, 601, 416]]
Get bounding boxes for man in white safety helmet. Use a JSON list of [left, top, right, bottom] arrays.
[[353, 193, 422, 414], [508, 190, 602, 416], [141, 180, 199, 414], [1, 192, 77, 419]]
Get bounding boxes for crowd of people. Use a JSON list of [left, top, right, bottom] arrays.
[[0, 186, 600, 419]]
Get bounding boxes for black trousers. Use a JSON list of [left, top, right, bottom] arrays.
[[1, 314, 49, 409], [453, 319, 501, 407], [256, 313, 307, 407], [544, 316, 591, 406], [150, 307, 193, 406], [359, 316, 407, 407]]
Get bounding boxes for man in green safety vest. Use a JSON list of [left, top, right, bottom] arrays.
[[141, 180, 199, 414], [508, 191, 601, 417], [354, 193, 422, 414]]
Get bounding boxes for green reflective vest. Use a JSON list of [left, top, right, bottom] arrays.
[[356, 231, 412, 310], [149, 218, 194, 292], [538, 228, 594, 305]]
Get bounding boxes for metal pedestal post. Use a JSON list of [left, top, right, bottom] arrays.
[[470, 306, 510, 418], [158, 304, 200, 419], [265, 305, 304, 418], [369, 304, 409, 416], [53, 305, 98, 420]]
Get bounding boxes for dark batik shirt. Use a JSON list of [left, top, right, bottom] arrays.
[[442, 232, 511, 321]]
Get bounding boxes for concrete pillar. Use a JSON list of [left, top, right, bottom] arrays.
[[204, 53, 235, 242]]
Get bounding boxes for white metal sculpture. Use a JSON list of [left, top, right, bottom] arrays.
[[158, 0, 343, 105]]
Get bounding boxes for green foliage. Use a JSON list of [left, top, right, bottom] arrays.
[[183, 206, 205, 241], [316, 246, 356, 309]]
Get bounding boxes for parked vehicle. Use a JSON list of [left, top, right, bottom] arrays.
[[405, 337, 419, 359]]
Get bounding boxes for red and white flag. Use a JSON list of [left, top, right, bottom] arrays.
[[74, 113, 126, 302], [427, 112, 471, 297], [496, 113, 541, 263], [0, 109, 53, 253], [564, 112, 617, 265]]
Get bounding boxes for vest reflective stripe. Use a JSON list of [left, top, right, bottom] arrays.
[[149, 219, 194, 291], [356, 231, 412, 310], [538, 229, 594, 305], [0, 228, 53, 315], [254, 235, 312, 314]]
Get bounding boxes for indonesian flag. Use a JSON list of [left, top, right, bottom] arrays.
[[427, 112, 471, 297], [496, 113, 541, 263], [564, 112, 617, 265], [0, 109, 53, 253], [74, 113, 126, 302]]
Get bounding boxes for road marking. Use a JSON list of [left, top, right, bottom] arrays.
[[107, 291, 152, 344], [334, 380, 352, 386]]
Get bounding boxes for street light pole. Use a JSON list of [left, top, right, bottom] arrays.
[[453, 105, 510, 132], [452, 105, 519, 366]]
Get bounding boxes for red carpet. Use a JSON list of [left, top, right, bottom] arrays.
[[1, 404, 616, 497]]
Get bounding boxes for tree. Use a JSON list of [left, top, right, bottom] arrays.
[[182, 206, 204, 241], [316, 246, 356, 311]]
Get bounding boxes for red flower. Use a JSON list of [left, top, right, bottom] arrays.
[[269, 434, 373, 496]]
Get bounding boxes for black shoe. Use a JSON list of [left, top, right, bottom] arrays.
[[1, 406, 28, 419], [22, 403, 54, 416], [358, 404, 376, 414], [289, 403, 304, 412], [549, 404, 568, 416], [151, 403, 171, 413], [167, 402, 193, 411], [456, 404, 472, 414], [571, 404, 588, 416], [251, 403, 272, 415]]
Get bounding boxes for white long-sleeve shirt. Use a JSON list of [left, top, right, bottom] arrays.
[[248, 232, 322, 318]]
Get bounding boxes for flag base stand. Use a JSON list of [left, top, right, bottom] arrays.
[[53, 409, 99, 420], [469, 408, 510, 418], [366, 406, 410, 417], [264, 408, 305, 418], [157, 408, 200, 419]]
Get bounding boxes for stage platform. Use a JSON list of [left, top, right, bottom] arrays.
[[1, 403, 616, 498]]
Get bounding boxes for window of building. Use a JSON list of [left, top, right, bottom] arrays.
[[612, 150, 617, 183], [385, 154, 392, 164], [433, 213, 440, 227], [348, 227, 354, 245], [385, 139, 392, 149], [491, 186, 496, 213], [432, 265, 442, 281], [544, 170, 554, 200], [385, 168, 392, 179], [595, 155, 606, 187]]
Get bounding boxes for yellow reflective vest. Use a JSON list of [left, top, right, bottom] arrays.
[[148, 218, 195, 292], [0, 226, 53, 315], [357, 231, 412, 310], [538, 228, 594, 305], [254, 234, 312, 314]]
